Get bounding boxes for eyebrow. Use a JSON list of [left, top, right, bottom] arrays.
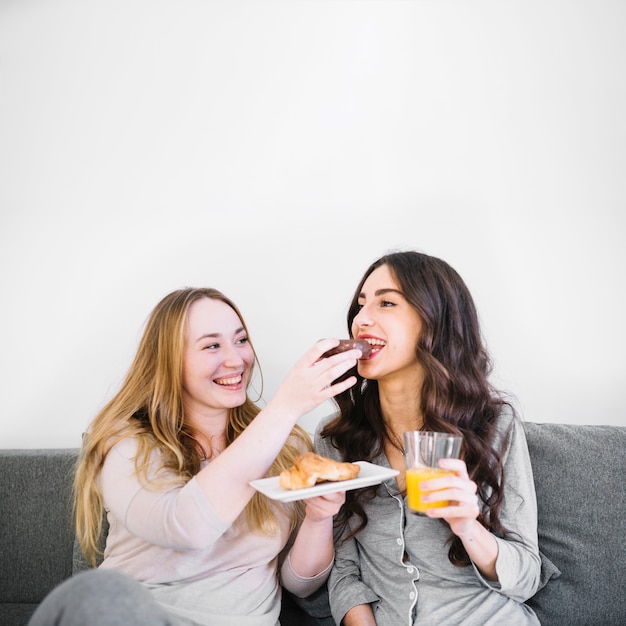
[[195, 326, 245, 343], [358, 288, 404, 299]]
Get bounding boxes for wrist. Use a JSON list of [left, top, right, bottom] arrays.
[[455, 518, 483, 542], [303, 511, 332, 525]]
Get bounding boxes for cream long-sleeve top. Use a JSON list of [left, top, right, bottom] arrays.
[[315, 407, 542, 626], [97, 437, 330, 626]]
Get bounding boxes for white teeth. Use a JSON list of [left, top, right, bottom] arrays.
[[364, 339, 386, 347], [215, 375, 242, 386]]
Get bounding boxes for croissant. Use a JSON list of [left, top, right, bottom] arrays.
[[279, 452, 360, 490]]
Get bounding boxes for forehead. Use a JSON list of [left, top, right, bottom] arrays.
[[185, 297, 241, 334], [361, 264, 400, 293]]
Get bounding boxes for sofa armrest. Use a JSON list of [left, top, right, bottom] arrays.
[[0, 449, 79, 607], [524, 422, 626, 625]]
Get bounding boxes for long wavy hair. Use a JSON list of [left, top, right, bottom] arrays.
[[74, 287, 310, 566], [322, 251, 513, 566]]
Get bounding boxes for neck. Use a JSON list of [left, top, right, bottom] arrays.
[[378, 383, 423, 436], [183, 405, 229, 459], [378, 369, 424, 428]]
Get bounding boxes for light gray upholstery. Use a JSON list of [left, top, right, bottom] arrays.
[[0, 449, 76, 624], [1, 423, 625, 625], [524, 422, 626, 625]]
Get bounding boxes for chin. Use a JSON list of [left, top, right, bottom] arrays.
[[222, 391, 248, 408]]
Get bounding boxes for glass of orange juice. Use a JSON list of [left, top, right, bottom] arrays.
[[403, 431, 463, 515]]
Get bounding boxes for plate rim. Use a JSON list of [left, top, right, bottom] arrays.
[[249, 460, 399, 502]]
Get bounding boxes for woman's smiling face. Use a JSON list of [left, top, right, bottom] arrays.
[[351, 264, 423, 385], [181, 297, 255, 416]]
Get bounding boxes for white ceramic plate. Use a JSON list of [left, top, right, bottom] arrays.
[[250, 461, 399, 503]]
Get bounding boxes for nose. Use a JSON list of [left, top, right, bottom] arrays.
[[353, 304, 373, 331], [223, 343, 244, 368]]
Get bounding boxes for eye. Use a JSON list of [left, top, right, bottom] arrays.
[[203, 342, 219, 350], [236, 335, 249, 345], [381, 299, 395, 308]]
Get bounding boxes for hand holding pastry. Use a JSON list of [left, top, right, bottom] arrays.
[[303, 490, 347, 522]]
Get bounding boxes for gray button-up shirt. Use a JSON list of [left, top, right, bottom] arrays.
[[315, 407, 542, 626]]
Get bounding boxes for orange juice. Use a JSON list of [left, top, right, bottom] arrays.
[[406, 467, 454, 514]]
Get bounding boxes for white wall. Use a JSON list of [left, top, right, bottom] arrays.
[[1, 0, 625, 449]]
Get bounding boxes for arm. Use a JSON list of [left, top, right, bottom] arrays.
[[342, 604, 376, 625], [421, 411, 542, 599], [194, 340, 360, 525], [288, 492, 345, 578], [484, 415, 542, 599], [314, 423, 380, 623], [327, 530, 379, 626], [101, 341, 361, 549], [99, 439, 230, 549], [280, 491, 345, 597]]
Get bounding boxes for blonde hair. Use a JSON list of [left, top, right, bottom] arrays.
[[74, 287, 310, 566]]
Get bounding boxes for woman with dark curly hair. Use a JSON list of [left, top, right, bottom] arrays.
[[315, 251, 544, 625]]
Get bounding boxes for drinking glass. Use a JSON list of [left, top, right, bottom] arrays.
[[403, 431, 463, 515]]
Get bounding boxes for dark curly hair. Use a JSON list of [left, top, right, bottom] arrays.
[[321, 251, 513, 566]]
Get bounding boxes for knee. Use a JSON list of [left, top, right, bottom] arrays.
[[29, 569, 165, 626]]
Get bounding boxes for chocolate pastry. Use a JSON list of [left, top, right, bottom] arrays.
[[322, 338, 371, 359]]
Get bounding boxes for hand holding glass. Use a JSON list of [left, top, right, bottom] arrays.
[[404, 431, 463, 515]]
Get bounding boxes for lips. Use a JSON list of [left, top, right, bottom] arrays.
[[358, 336, 386, 357], [214, 374, 244, 387]]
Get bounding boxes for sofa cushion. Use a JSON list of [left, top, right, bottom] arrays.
[[524, 422, 626, 625], [0, 449, 78, 606], [1, 604, 38, 626]]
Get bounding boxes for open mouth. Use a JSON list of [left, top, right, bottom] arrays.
[[361, 338, 385, 357], [214, 374, 243, 387]]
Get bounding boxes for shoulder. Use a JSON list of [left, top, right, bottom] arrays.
[[491, 403, 533, 469], [287, 426, 313, 455], [109, 435, 140, 458], [102, 434, 173, 482], [313, 413, 341, 460], [314, 412, 338, 438], [492, 403, 522, 444], [100, 435, 140, 469]]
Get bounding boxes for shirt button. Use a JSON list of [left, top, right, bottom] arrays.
[[407, 567, 415, 574], [409, 591, 416, 600], [396, 538, 402, 546]]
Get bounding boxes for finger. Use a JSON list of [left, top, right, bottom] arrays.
[[438, 458, 469, 477], [424, 488, 479, 512], [291, 339, 341, 370], [420, 475, 477, 496], [320, 490, 346, 504], [311, 336, 366, 366], [425, 496, 480, 519], [306, 490, 346, 505], [313, 338, 341, 361], [426, 505, 478, 520], [323, 375, 358, 398]]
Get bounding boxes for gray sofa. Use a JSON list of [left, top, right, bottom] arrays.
[[1, 422, 625, 626]]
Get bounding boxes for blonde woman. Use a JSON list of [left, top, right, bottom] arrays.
[[29, 287, 362, 626]]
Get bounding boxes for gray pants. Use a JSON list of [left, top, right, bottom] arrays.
[[28, 569, 177, 625]]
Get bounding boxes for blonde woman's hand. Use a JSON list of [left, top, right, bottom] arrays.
[[267, 339, 360, 417], [303, 490, 346, 522]]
